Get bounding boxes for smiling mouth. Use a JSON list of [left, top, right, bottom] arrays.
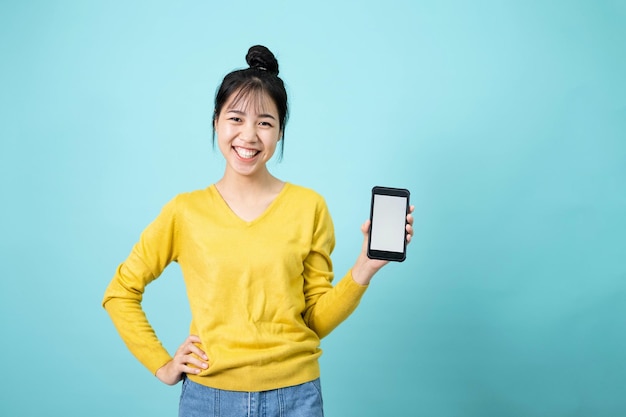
[[233, 146, 260, 159]]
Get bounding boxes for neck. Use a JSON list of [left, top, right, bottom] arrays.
[[216, 168, 282, 198]]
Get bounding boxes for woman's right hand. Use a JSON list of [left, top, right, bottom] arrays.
[[155, 335, 209, 385]]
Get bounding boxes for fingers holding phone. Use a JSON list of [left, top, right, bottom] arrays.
[[352, 187, 413, 285]]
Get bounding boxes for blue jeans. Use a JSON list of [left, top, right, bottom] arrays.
[[178, 377, 324, 417]]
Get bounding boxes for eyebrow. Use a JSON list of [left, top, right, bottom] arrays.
[[226, 109, 276, 120]]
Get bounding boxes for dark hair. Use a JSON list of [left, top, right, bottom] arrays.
[[212, 45, 289, 159]]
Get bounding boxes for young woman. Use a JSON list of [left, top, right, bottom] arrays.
[[103, 45, 414, 417]]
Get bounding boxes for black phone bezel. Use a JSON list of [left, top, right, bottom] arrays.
[[367, 186, 410, 262]]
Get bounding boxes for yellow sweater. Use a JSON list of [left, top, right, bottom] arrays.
[[102, 183, 367, 391]]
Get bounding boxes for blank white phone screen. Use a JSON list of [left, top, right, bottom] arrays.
[[370, 194, 407, 252]]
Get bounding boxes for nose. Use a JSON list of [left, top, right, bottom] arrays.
[[239, 123, 258, 143]]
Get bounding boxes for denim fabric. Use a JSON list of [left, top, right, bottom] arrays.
[[178, 377, 324, 417]]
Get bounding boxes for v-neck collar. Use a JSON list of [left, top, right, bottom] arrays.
[[209, 182, 290, 226]]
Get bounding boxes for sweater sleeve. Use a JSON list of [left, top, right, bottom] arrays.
[[102, 196, 180, 374], [301, 198, 368, 338]]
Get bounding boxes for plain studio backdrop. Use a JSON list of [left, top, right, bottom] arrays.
[[1, 1, 625, 416]]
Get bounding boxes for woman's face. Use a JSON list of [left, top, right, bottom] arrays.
[[214, 90, 282, 178]]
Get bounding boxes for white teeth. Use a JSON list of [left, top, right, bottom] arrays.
[[234, 147, 258, 159]]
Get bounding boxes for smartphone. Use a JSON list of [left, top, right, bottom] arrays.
[[367, 186, 410, 262]]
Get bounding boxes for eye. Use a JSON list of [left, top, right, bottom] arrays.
[[259, 121, 273, 127], [228, 117, 242, 123]]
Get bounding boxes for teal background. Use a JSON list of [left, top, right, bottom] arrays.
[[1, 1, 625, 416]]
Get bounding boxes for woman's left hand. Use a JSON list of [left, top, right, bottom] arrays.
[[351, 205, 415, 285]]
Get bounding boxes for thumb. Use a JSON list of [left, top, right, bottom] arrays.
[[361, 219, 371, 236]]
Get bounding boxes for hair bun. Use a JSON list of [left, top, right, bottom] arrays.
[[246, 45, 279, 76]]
